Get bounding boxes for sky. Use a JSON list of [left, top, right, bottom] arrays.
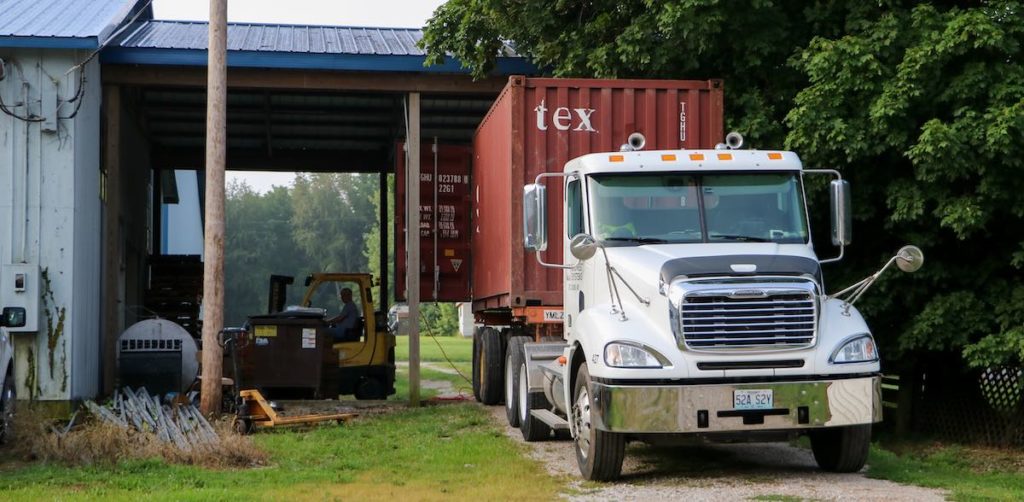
[[151, 0, 447, 192]]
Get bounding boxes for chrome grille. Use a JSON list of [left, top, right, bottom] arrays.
[[678, 282, 817, 350]]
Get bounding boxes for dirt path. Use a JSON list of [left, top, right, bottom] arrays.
[[488, 407, 948, 501]]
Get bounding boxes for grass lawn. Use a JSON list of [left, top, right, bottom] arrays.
[[395, 335, 472, 364], [867, 442, 1024, 501], [0, 404, 562, 501]]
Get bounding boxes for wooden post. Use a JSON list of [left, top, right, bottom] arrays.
[[407, 93, 421, 407], [379, 169, 389, 308], [101, 85, 121, 394], [199, 0, 228, 416]]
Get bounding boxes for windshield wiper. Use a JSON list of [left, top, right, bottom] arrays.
[[603, 237, 669, 244], [708, 234, 770, 242]]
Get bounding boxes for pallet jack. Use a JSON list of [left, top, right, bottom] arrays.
[[219, 327, 356, 434]]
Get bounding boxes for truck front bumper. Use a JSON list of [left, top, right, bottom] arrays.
[[591, 376, 881, 433]]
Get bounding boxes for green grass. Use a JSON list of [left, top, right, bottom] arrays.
[[395, 335, 472, 364], [0, 404, 562, 501], [867, 443, 1024, 501]]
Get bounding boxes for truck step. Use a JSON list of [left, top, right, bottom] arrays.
[[530, 409, 570, 431]]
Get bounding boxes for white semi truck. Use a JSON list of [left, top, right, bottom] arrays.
[[508, 132, 923, 480]]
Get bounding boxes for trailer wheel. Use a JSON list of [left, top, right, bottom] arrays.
[[0, 372, 15, 444], [572, 364, 625, 481], [505, 336, 529, 426], [519, 360, 552, 441], [810, 424, 871, 473], [477, 327, 504, 405], [471, 329, 482, 401]]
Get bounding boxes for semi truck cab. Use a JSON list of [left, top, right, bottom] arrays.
[[516, 135, 923, 480]]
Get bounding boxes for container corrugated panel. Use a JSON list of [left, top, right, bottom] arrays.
[[395, 143, 473, 302], [472, 76, 724, 311]]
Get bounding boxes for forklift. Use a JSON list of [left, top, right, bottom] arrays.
[[240, 273, 396, 400]]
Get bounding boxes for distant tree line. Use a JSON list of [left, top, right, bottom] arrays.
[[224, 174, 461, 335]]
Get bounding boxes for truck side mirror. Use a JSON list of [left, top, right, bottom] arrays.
[[830, 179, 852, 246], [569, 233, 598, 261], [523, 183, 548, 251], [1, 307, 26, 328]]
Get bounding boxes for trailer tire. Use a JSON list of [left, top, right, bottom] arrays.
[[471, 329, 482, 401], [572, 364, 625, 481], [477, 327, 504, 405], [505, 336, 529, 426], [810, 424, 871, 473], [519, 361, 552, 441]]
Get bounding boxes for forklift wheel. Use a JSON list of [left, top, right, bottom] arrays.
[[233, 418, 254, 435], [355, 377, 385, 400]]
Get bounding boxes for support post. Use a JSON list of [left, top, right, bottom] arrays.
[[101, 85, 121, 394], [407, 93, 421, 407], [199, 0, 228, 416], [379, 168, 389, 309]]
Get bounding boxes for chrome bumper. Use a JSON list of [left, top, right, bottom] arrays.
[[591, 376, 881, 433]]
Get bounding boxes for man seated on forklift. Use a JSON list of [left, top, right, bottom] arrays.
[[327, 287, 361, 342]]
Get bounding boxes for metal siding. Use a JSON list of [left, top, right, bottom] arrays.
[[0, 0, 137, 44], [472, 77, 725, 311], [472, 84, 515, 306]]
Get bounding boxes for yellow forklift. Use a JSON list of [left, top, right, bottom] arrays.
[[241, 273, 396, 400]]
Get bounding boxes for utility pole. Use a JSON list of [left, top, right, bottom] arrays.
[[199, 0, 227, 415], [407, 93, 421, 406]]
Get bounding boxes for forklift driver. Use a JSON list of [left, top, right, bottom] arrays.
[[327, 288, 361, 342]]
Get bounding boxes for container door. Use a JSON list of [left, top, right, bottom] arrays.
[[395, 142, 473, 302]]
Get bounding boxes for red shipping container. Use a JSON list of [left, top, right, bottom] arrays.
[[395, 142, 473, 302], [472, 76, 724, 311]]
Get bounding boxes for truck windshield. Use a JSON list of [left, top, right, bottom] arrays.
[[588, 173, 808, 245]]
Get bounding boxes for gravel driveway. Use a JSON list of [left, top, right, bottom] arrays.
[[488, 407, 948, 501]]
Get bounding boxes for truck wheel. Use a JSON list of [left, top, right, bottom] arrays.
[[0, 373, 14, 444], [505, 336, 529, 426], [477, 327, 504, 405], [519, 361, 552, 441], [572, 364, 625, 481], [471, 329, 482, 401], [810, 424, 871, 472]]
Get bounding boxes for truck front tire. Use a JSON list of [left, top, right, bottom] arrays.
[[477, 327, 504, 405], [572, 364, 625, 480], [505, 336, 529, 426], [810, 424, 871, 473]]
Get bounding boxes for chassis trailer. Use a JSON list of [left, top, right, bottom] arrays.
[[508, 141, 923, 480]]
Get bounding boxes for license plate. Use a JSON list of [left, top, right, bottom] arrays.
[[734, 389, 773, 410]]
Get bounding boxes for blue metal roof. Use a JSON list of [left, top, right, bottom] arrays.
[[0, 0, 145, 48], [101, 20, 534, 74]]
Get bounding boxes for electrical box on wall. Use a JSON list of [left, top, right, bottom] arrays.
[[1, 264, 39, 332]]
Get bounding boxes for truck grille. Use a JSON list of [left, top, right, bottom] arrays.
[[680, 287, 817, 350]]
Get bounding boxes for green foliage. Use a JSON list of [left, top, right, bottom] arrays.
[[291, 173, 378, 273], [224, 181, 310, 325], [868, 444, 1024, 500], [0, 405, 563, 500], [420, 303, 461, 337], [363, 174, 396, 307], [421, 0, 1024, 368]]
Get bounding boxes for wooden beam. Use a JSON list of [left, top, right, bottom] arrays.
[[199, 0, 228, 416], [407, 92, 421, 407], [101, 85, 121, 394], [103, 65, 511, 95], [150, 147, 390, 172]]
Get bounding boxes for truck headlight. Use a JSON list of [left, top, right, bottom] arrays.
[[604, 342, 665, 368], [829, 334, 878, 364]]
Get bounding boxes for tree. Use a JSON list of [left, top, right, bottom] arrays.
[[224, 181, 309, 325], [421, 1, 1024, 367], [291, 173, 378, 273], [364, 174, 396, 308]]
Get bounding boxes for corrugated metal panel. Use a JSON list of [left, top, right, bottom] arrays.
[[0, 0, 137, 43], [113, 20, 514, 57], [396, 143, 473, 302], [472, 77, 725, 311]]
